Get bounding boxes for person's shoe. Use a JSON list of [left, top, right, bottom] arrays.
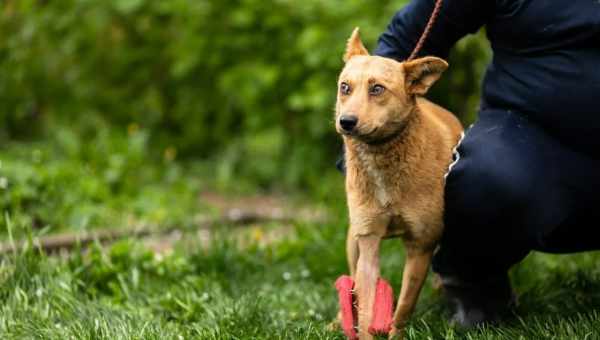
[[439, 274, 517, 328]]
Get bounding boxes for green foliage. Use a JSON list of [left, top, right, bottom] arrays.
[[0, 124, 202, 237], [0, 0, 489, 189]]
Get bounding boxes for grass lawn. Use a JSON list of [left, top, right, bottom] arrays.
[[2, 136, 600, 339]]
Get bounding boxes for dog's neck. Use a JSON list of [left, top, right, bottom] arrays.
[[344, 108, 422, 207]]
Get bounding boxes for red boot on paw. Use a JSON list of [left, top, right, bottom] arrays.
[[368, 278, 394, 336], [335, 275, 357, 339]]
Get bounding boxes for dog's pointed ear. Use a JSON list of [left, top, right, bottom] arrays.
[[403, 57, 448, 96], [344, 27, 369, 62]]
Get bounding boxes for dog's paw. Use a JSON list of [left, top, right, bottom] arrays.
[[388, 326, 404, 340], [327, 318, 341, 332], [431, 273, 443, 292]]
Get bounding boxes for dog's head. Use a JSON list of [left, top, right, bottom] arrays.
[[335, 28, 448, 143]]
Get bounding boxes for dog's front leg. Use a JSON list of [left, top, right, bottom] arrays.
[[389, 248, 433, 339], [355, 232, 384, 339], [347, 226, 359, 276]]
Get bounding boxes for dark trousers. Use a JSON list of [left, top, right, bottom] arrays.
[[336, 109, 600, 282], [432, 109, 600, 282]]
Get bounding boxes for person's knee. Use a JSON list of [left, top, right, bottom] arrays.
[[445, 143, 534, 220], [436, 151, 533, 277]]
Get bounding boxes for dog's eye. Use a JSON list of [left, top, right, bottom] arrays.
[[369, 84, 385, 96], [340, 82, 351, 95]]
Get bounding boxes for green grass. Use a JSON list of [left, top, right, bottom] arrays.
[[2, 223, 600, 339], [2, 133, 600, 339]]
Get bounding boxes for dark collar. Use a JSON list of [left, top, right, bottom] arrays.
[[365, 116, 412, 146]]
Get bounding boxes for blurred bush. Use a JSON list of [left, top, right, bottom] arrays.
[[0, 127, 203, 234], [0, 0, 490, 189]]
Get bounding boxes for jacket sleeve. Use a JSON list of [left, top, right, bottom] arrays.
[[374, 0, 493, 60]]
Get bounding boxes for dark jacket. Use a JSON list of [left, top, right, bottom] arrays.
[[375, 0, 600, 156]]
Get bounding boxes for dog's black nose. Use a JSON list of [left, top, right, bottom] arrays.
[[339, 115, 358, 132]]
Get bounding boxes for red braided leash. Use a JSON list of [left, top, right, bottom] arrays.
[[407, 0, 444, 61]]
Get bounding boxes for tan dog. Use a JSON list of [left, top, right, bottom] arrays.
[[335, 28, 463, 339]]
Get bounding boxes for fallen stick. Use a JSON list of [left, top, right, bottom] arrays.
[[0, 227, 154, 255], [0, 207, 328, 255]]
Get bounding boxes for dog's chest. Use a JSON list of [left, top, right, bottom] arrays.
[[356, 152, 395, 207]]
